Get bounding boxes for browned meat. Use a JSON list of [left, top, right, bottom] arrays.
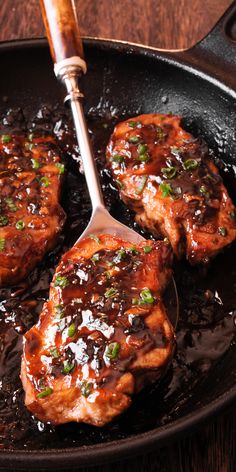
[[0, 133, 66, 286], [106, 114, 236, 264], [21, 235, 175, 427]]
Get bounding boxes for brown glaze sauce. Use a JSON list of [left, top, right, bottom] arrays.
[[0, 106, 235, 450]]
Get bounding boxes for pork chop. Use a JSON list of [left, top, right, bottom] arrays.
[[106, 114, 236, 264], [0, 133, 66, 286], [21, 235, 175, 426]]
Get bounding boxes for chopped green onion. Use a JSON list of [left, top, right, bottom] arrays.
[[138, 144, 147, 155], [91, 253, 100, 264], [0, 238, 5, 251], [132, 297, 140, 305], [37, 387, 53, 398], [25, 142, 34, 151], [128, 121, 140, 128], [16, 220, 25, 231], [170, 146, 182, 158], [0, 215, 8, 227], [54, 274, 69, 288], [105, 342, 120, 360], [128, 245, 140, 255], [28, 133, 34, 142], [161, 166, 177, 179], [55, 304, 64, 318], [156, 127, 166, 139], [49, 347, 60, 359], [138, 153, 149, 162], [183, 159, 199, 171], [115, 179, 125, 190], [140, 288, 155, 304], [230, 211, 236, 220], [218, 227, 227, 237], [31, 158, 40, 169], [135, 175, 148, 195], [159, 182, 173, 197], [104, 287, 118, 298], [111, 154, 125, 163], [1, 134, 11, 144], [5, 197, 17, 212], [89, 234, 101, 244], [143, 245, 152, 254], [128, 135, 140, 144], [199, 185, 210, 198], [113, 249, 126, 264], [39, 176, 50, 188], [62, 360, 75, 374], [81, 381, 93, 397], [68, 323, 76, 337], [56, 162, 65, 174]]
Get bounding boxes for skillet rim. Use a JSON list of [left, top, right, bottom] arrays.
[[0, 36, 235, 469]]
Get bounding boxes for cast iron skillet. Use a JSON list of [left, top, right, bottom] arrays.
[[0, 2, 236, 470]]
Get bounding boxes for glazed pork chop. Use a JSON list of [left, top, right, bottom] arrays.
[[106, 114, 236, 264], [0, 133, 65, 286], [21, 235, 175, 426]]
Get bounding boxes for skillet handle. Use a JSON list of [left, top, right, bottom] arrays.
[[181, 1, 236, 85], [40, 0, 86, 76]]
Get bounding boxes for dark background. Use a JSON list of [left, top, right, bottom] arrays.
[[0, 1, 235, 471]]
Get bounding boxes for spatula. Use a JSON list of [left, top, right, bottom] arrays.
[[39, 0, 178, 326]]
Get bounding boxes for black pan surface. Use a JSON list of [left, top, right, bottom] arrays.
[[0, 2, 236, 470]]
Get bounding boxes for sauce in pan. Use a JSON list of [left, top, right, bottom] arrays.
[[0, 106, 235, 450]]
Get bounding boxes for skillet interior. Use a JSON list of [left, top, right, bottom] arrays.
[[0, 39, 235, 469]]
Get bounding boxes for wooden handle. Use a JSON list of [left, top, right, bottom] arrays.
[[40, 0, 84, 64]]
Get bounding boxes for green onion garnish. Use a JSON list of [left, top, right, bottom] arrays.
[[129, 135, 140, 144], [170, 146, 182, 158], [28, 133, 34, 142], [89, 234, 101, 244], [25, 142, 34, 151], [81, 381, 93, 397], [39, 176, 50, 188], [161, 166, 177, 179], [49, 347, 60, 358], [111, 154, 125, 163], [31, 158, 40, 169], [135, 175, 148, 195], [140, 288, 155, 304], [68, 323, 76, 337], [0, 215, 8, 227], [143, 245, 152, 254], [54, 274, 69, 288], [128, 121, 139, 128], [230, 211, 236, 220], [62, 360, 75, 374], [0, 238, 5, 251], [159, 182, 173, 197], [218, 227, 227, 237], [183, 159, 199, 171], [113, 249, 126, 264], [115, 179, 125, 190], [104, 287, 118, 298], [55, 162, 65, 174], [156, 127, 166, 139], [5, 197, 17, 212], [199, 185, 210, 198], [138, 153, 149, 162], [1, 134, 11, 144], [37, 387, 53, 398], [55, 304, 64, 318], [128, 245, 140, 255], [105, 342, 120, 360], [132, 297, 140, 305], [138, 144, 147, 155], [91, 253, 100, 264], [16, 220, 25, 231]]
